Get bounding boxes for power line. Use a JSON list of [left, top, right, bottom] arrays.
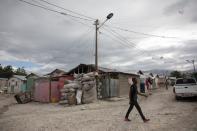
[[19, 0, 59, 13], [38, 0, 96, 20], [101, 26, 179, 68], [99, 31, 161, 68], [31, 0, 48, 8], [18, 0, 94, 22], [105, 25, 178, 39], [103, 26, 189, 63], [32, 0, 94, 28], [101, 29, 139, 51], [103, 26, 196, 64], [102, 28, 155, 63], [100, 31, 132, 49], [102, 26, 193, 69], [68, 17, 94, 28], [102, 26, 148, 57]]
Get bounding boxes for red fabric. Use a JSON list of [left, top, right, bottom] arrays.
[[145, 79, 150, 90]]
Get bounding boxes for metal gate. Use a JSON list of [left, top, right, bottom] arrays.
[[110, 79, 118, 97], [100, 77, 118, 98]]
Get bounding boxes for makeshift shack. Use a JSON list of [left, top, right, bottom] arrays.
[[34, 75, 74, 103], [8, 75, 27, 94], [26, 73, 39, 97], [59, 72, 97, 105], [100, 72, 140, 98], [67, 64, 140, 99], [44, 69, 67, 77], [0, 78, 8, 93]]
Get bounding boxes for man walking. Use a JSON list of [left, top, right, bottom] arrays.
[[125, 78, 150, 122]]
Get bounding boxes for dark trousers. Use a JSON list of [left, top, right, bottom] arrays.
[[140, 83, 145, 93], [125, 100, 145, 120]]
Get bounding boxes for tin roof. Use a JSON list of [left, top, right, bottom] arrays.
[[0, 78, 8, 80], [66, 63, 139, 76], [13, 75, 27, 81], [26, 73, 40, 78], [45, 69, 67, 76]]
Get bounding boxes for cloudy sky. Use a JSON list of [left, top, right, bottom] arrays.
[[0, 0, 197, 74]]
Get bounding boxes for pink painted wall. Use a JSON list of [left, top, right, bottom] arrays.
[[51, 81, 59, 103], [34, 78, 50, 103], [34, 76, 74, 103]]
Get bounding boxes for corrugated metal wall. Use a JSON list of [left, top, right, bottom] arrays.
[[27, 78, 34, 92], [51, 81, 59, 103], [110, 79, 118, 97], [118, 74, 140, 97], [100, 76, 118, 98], [20, 83, 27, 93], [118, 74, 130, 97], [34, 78, 50, 103], [34, 76, 74, 103], [101, 77, 110, 98]]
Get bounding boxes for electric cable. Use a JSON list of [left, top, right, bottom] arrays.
[[38, 0, 96, 20]]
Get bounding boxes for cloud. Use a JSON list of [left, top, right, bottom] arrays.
[[163, 0, 197, 23], [0, 0, 197, 74]]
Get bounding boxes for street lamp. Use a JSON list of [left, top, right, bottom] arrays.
[[98, 13, 114, 29], [94, 13, 113, 73], [94, 13, 113, 98], [186, 60, 196, 72]]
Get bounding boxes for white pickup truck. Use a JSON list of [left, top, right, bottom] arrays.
[[173, 78, 197, 100]]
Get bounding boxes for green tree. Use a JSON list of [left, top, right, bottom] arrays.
[[191, 72, 197, 80], [3, 65, 13, 72], [0, 65, 14, 78], [0, 64, 2, 72], [15, 67, 27, 76], [170, 71, 182, 78]]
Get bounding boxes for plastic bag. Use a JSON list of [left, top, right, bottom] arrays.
[[76, 90, 82, 105]]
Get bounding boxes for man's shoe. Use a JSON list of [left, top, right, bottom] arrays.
[[143, 118, 150, 123], [124, 118, 131, 122]]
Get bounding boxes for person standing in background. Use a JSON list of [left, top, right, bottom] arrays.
[[138, 70, 146, 93]]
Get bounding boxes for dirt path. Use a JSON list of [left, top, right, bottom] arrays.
[[0, 88, 197, 131], [0, 94, 16, 116]]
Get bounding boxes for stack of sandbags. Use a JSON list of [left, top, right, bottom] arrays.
[[80, 73, 97, 104], [59, 72, 97, 105], [59, 81, 81, 105]]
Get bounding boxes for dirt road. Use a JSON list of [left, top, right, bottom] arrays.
[[0, 88, 197, 131]]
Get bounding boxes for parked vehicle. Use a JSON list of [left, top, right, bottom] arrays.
[[173, 78, 197, 100]]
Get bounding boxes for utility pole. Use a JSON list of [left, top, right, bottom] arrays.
[[95, 19, 99, 73], [186, 60, 196, 72], [95, 19, 99, 98], [192, 60, 196, 72], [94, 13, 113, 99]]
